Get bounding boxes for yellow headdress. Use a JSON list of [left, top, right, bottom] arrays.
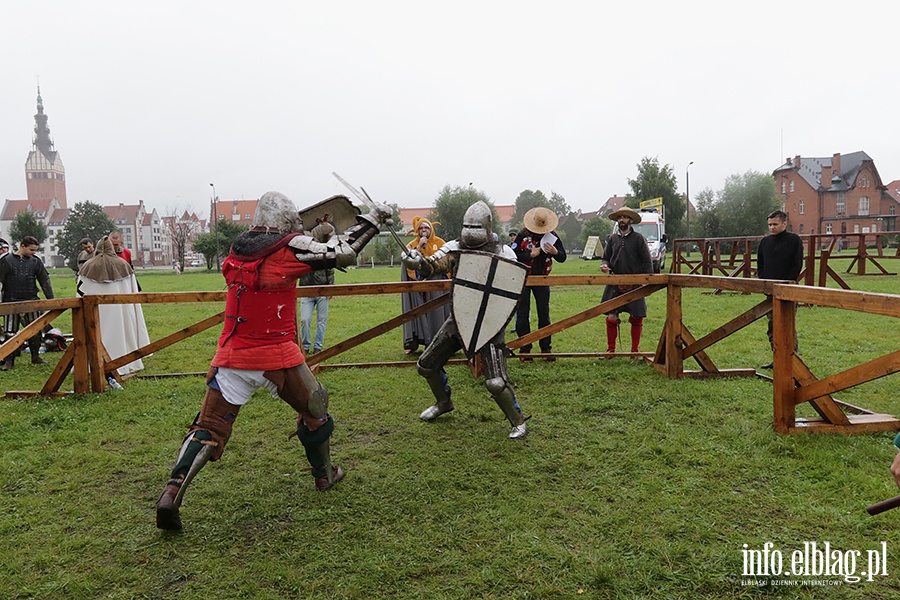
[[406, 216, 441, 239]]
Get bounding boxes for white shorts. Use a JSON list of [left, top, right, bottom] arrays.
[[212, 367, 279, 406]]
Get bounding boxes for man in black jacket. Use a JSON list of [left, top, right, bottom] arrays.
[[513, 208, 566, 361], [600, 208, 653, 356], [756, 210, 803, 368], [0, 236, 55, 370]]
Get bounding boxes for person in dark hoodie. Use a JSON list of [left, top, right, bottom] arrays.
[[756, 209, 803, 369]]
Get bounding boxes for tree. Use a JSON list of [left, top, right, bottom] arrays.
[[9, 211, 48, 247], [512, 190, 549, 226], [626, 157, 685, 238], [692, 187, 721, 238], [191, 219, 248, 269], [430, 185, 499, 242], [706, 171, 781, 238], [548, 192, 571, 218], [190, 233, 218, 269], [557, 214, 583, 251], [214, 219, 249, 258], [164, 209, 200, 270], [55, 201, 116, 270], [578, 216, 613, 249], [512, 190, 571, 228]]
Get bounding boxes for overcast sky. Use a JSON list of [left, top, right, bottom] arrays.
[[2, 1, 898, 221]]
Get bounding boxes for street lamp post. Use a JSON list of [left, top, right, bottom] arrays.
[[209, 183, 220, 272], [685, 161, 694, 257]]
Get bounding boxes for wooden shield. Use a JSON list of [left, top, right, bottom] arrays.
[[452, 250, 528, 355], [298, 195, 360, 234]]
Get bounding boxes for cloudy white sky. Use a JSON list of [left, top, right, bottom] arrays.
[[2, 1, 898, 220]]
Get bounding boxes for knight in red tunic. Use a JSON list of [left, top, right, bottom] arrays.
[[156, 191, 392, 530]]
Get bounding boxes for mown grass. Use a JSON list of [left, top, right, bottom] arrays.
[[1, 258, 899, 599]]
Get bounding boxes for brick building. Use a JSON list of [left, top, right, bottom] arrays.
[[25, 87, 67, 209], [773, 151, 899, 236]]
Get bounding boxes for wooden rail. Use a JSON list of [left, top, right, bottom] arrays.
[[1, 274, 897, 435], [670, 231, 899, 290]]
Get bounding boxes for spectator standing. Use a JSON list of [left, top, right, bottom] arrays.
[[76, 238, 95, 273], [0, 239, 8, 342], [513, 207, 566, 361], [77, 236, 150, 375], [756, 209, 803, 369], [109, 230, 141, 291], [299, 221, 336, 355], [0, 236, 55, 370], [401, 216, 450, 354], [600, 208, 653, 356], [108, 231, 133, 266]]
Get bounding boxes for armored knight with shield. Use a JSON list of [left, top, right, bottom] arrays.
[[156, 190, 393, 530], [403, 201, 529, 439]]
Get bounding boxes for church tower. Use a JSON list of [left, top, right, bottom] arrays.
[[25, 86, 67, 208]]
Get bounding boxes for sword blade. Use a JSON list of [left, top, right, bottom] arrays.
[[332, 172, 408, 252], [332, 172, 372, 208]]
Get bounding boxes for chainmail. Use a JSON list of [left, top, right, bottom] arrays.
[[229, 231, 291, 260]]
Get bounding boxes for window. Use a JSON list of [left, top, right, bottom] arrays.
[[781, 181, 786, 194], [799, 199, 805, 215], [854, 224, 860, 233], [836, 193, 846, 214], [859, 196, 869, 216], [860, 176, 868, 188], [825, 223, 833, 234], [789, 181, 795, 193], [891, 205, 896, 216], [799, 224, 804, 233]]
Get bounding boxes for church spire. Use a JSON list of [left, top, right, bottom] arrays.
[[33, 85, 55, 158]]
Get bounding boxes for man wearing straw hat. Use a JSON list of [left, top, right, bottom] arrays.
[[512, 207, 567, 361], [600, 207, 652, 356]]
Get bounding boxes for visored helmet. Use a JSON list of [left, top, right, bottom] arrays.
[[460, 201, 492, 249]]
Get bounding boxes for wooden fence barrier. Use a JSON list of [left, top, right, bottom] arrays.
[[670, 231, 899, 290], [1, 274, 897, 434]]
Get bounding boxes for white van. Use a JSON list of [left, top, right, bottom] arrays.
[[614, 209, 668, 273]]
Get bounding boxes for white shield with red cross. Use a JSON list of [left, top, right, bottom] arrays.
[[452, 250, 528, 355]]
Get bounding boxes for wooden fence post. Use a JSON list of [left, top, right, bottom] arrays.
[[82, 296, 106, 392], [772, 295, 797, 433], [664, 281, 684, 378]]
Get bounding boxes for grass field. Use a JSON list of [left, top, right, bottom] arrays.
[[1, 257, 899, 599]]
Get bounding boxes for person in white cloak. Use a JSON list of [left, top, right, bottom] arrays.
[[76, 236, 150, 375]]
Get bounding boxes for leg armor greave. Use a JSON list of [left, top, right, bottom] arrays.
[[415, 318, 461, 421], [171, 430, 215, 507], [156, 429, 215, 530], [416, 364, 454, 420], [481, 340, 526, 439], [296, 415, 334, 479], [292, 362, 336, 485]]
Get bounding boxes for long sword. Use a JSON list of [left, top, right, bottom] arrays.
[[331, 171, 409, 253]]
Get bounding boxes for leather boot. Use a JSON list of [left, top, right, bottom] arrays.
[[315, 466, 345, 491], [29, 338, 46, 365], [156, 481, 183, 530]]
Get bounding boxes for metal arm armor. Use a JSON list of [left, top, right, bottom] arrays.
[[287, 217, 379, 270]]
